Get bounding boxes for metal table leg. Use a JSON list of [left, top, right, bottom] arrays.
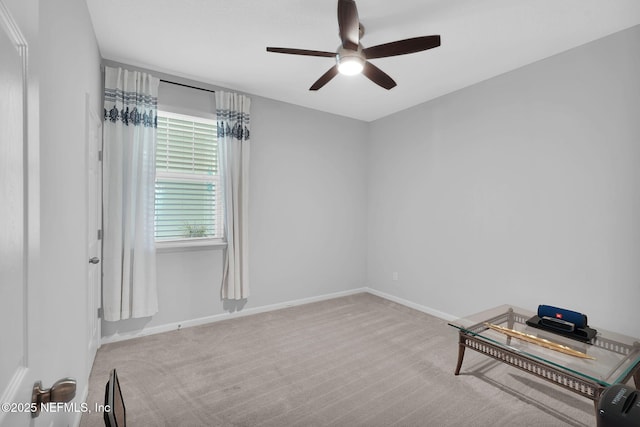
[[455, 333, 466, 375]]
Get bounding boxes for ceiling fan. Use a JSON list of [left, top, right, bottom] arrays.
[[266, 0, 441, 91]]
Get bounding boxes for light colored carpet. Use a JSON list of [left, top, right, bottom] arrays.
[[80, 293, 595, 426]]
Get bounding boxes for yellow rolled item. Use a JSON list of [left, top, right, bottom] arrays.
[[484, 323, 595, 360]]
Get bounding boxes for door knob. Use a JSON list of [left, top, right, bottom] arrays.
[[89, 257, 100, 264], [31, 378, 76, 417]]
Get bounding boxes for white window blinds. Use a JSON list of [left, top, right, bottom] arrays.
[[154, 112, 223, 241]]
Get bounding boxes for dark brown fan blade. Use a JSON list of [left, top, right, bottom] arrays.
[[363, 35, 441, 59], [338, 0, 359, 50], [266, 47, 336, 58], [309, 65, 339, 91], [362, 62, 396, 90]]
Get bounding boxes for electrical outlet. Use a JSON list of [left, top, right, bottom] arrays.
[[392, 272, 398, 281]]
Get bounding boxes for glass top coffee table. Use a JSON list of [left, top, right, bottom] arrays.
[[449, 305, 640, 409]]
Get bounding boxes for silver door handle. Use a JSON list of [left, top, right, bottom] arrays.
[[89, 257, 100, 264], [31, 378, 76, 417]]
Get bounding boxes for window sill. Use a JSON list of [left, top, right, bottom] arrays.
[[156, 238, 227, 253]]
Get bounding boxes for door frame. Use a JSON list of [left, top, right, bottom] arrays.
[[86, 92, 102, 373]]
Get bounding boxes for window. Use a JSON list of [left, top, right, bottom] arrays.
[[154, 111, 224, 244]]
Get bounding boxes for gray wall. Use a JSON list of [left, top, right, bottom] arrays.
[[39, 0, 103, 415], [103, 24, 640, 340], [367, 25, 640, 337], [102, 90, 369, 338]]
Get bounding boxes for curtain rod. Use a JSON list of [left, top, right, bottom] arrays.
[[160, 79, 216, 94]]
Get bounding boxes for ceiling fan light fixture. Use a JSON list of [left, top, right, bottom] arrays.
[[337, 47, 365, 75], [338, 56, 364, 75]]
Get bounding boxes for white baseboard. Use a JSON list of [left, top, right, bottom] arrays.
[[365, 288, 457, 321], [100, 287, 457, 345], [101, 287, 368, 344]]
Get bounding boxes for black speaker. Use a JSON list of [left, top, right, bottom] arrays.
[[597, 384, 640, 427], [537, 305, 588, 329]]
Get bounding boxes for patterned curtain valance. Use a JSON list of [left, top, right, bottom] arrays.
[[216, 103, 250, 141], [103, 67, 159, 128]]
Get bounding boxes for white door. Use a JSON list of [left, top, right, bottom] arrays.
[[0, 3, 69, 426], [0, 4, 32, 425], [86, 94, 102, 368], [0, 1, 29, 424]]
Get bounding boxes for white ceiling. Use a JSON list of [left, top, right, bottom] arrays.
[[85, 0, 640, 122]]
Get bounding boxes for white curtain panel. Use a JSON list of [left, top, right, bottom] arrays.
[[102, 66, 159, 321], [216, 91, 251, 300]]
